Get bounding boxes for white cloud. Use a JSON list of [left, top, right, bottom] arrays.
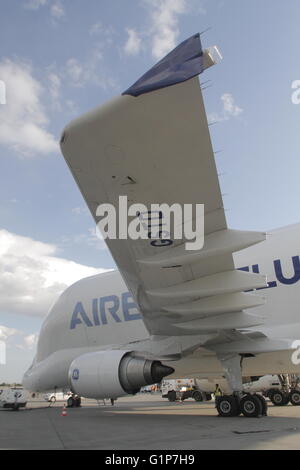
[[0, 326, 38, 352], [90, 23, 104, 35], [71, 206, 89, 216], [24, 0, 47, 9], [24, 0, 65, 20], [22, 333, 38, 350], [146, 0, 188, 60], [209, 93, 243, 123], [50, 1, 65, 19], [61, 226, 106, 251], [89, 22, 115, 39], [47, 71, 61, 110], [65, 99, 78, 115], [0, 326, 20, 342], [0, 229, 109, 318], [221, 93, 243, 118], [65, 58, 84, 86], [0, 59, 58, 157], [64, 50, 117, 90], [124, 28, 142, 56], [48, 70, 61, 98], [45, 22, 116, 91]]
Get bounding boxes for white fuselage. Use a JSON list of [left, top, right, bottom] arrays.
[[23, 224, 300, 392]]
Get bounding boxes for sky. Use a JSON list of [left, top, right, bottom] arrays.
[[1, 0, 300, 382]]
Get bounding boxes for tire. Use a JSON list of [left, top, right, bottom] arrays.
[[270, 390, 288, 406], [167, 391, 176, 402], [216, 395, 240, 417], [67, 396, 75, 408], [266, 389, 276, 400], [192, 391, 204, 402], [75, 396, 81, 407], [240, 394, 263, 417], [290, 389, 300, 406], [181, 391, 189, 401], [253, 394, 268, 416]]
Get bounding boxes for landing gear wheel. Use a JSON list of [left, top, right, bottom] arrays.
[[167, 391, 176, 402], [216, 395, 241, 417], [290, 389, 300, 406], [240, 394, 263, 418], [253, 394, 268, 416], [192, 391, 204, 402], [270, 390, 288, 406]]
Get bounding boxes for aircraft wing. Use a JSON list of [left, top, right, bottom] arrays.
[[60, 34, 268, 339]]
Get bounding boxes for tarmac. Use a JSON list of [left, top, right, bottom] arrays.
[[1, 394, 300, 450]]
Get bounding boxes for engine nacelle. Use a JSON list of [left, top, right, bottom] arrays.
[[68, 350, 174, 399]]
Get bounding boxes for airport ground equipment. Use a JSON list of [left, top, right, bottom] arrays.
[[0, 387, 28, 410], [162, 379, 211, 402], [263, 374, 300, 406]]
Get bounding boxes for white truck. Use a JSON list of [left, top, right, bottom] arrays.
[[43, 390, 81, 407], [162, 375, 300, 406], [0, 388, 28, 410], [194, 375, 282, 396], [43, 391, 72, 403], [260, 374, 300, 406], [161, 379, 212, 402]]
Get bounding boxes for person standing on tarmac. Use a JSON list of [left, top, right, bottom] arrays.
[[214, 384, 223, 407]]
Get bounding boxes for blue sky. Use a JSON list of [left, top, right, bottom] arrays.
[[1, 0, 300, 382]]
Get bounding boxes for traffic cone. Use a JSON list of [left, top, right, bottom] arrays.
[[61, 404, 67, 416]]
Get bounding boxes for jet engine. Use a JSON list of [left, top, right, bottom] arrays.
[[68, 350, 174, 399]]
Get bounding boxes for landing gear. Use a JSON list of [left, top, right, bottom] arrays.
[[254, 393, 268, 416], [216, 393, 267, 418], [216, 353, 268, 418]]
